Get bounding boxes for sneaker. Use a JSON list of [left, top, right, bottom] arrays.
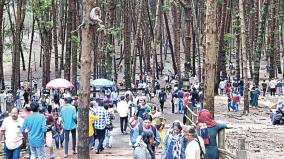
[[64, 155, 68, 158]]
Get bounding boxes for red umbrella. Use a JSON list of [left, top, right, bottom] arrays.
[[46, 78, 74, 89]]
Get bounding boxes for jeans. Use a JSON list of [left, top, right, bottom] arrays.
[[30, 145, 45, 159], [89, 136, 94, 150], [95, 128, 106, 152], [4, 144, 21, 159], [64, 129, 76, 155], [120, 116, 128, 133], [54, 132, 64, 149], [104, 129, 113, 147]]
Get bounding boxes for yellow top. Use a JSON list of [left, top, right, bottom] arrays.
[[89, 114, 99, 137]]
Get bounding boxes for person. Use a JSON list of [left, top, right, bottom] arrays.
[[190, 88, 199, 109], [117, 96, 129, 134], [89, 111, 98, 150], [270, 100, 284, 125], [197, 109, 227, 159], [0, 107, 24, 159], [21, 102, 47, 159], [60, 97, 77, 158], [128, 111, 143, 146], [93, 102, 110, 154], [250, 86, 260, 109], [104, 106, 115, 148], [219, 80, 226, 95], [131, 117, 161, 159], [158, 88, 167, 113], [53, 114, 64, 149], [23, 89, 30, 106], [111, 90, 118, 107], [230, 89, 240, 112], [133, 131, 154, 159], [177, 88, 184, 113], [41, 107, 55, 159], [269, 78, 277, 96], [183, 125, 205, 159], [152, 115, 166, 149], [162, 121, 187, 159], [171, 89, 178, 113], [137, 99, 151, 120], [261, 80, 267, 96], [72, 96, 79, 112]]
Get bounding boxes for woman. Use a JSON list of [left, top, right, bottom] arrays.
[[250, 86, 260, 109], [197, 109, 227, 159], [133, 131, 155, 159], [129, 111, 143, 146], [183, 126, 205, 159], [162, 121, 187, 159]]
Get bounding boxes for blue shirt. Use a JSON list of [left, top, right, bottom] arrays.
[[21, 112, 47, 147], [61, 104, 77, 130]]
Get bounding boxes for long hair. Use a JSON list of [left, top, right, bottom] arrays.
[[142, 131, 154, 157]]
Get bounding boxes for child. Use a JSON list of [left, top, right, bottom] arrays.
[[104, 107, 115, 148], [227, 94, 232, 111]]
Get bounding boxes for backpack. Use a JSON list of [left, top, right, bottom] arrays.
[[138, 124, 157, 136], [197, 123, 210, 145]]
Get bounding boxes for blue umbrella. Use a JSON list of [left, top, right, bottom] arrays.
[[91, 78, 114, 89]]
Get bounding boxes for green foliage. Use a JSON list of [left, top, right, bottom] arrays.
[[162, 0, 172, 13], [108, 27, 123, 37], [71, 35, 80, 49], [224, 33, 236, 42], [31, 0, 52, 17]]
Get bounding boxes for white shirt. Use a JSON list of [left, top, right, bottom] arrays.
[[117, 100, 129, 117], [269, 80, 277, 89], [0, 116, 24, 150], [185, 137, 206, 159]]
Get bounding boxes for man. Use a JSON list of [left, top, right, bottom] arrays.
[[158, 88, 167, 113], [93, 103, 110, 154], [190, 87, 199, 109], [60, 97, 77, 158], [117, 96, 129, 134], [111, 90, 118, 107], [137, 99, 150, 120], [21, 102, 47, 159], [183, 125, 205, 159], [269, 79, 277, 96], [0, 107, 24, 159], [23, 89, 30, 106], [261, 80, 267, 96]]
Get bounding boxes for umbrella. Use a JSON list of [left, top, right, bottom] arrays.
[[91, 78, 114, 89], [46, 78, 74, 89]]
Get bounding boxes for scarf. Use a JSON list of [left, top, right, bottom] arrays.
[[170, 131, 183, 159], [197, 109, 216, 128]]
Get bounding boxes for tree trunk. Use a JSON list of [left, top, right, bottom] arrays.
[[151, 0, 161, 81], [11, 0, 27, 98], [183, 1, 192, 79], [161, 0, 177, 75], [77, 0, 94, 158], [253, 0, 269, 85], [0, 0, 4, 90], [65, 0, 76, 80], [133, 0, 144, 81], [52, 0, 59, 78], [123, 0, 131, 89], [239, 0, 249, 114], [203, 0, 218, 118], [27, 16, 35, 82], [269, 0, 276, 79], [172, 0, 182, 85]]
